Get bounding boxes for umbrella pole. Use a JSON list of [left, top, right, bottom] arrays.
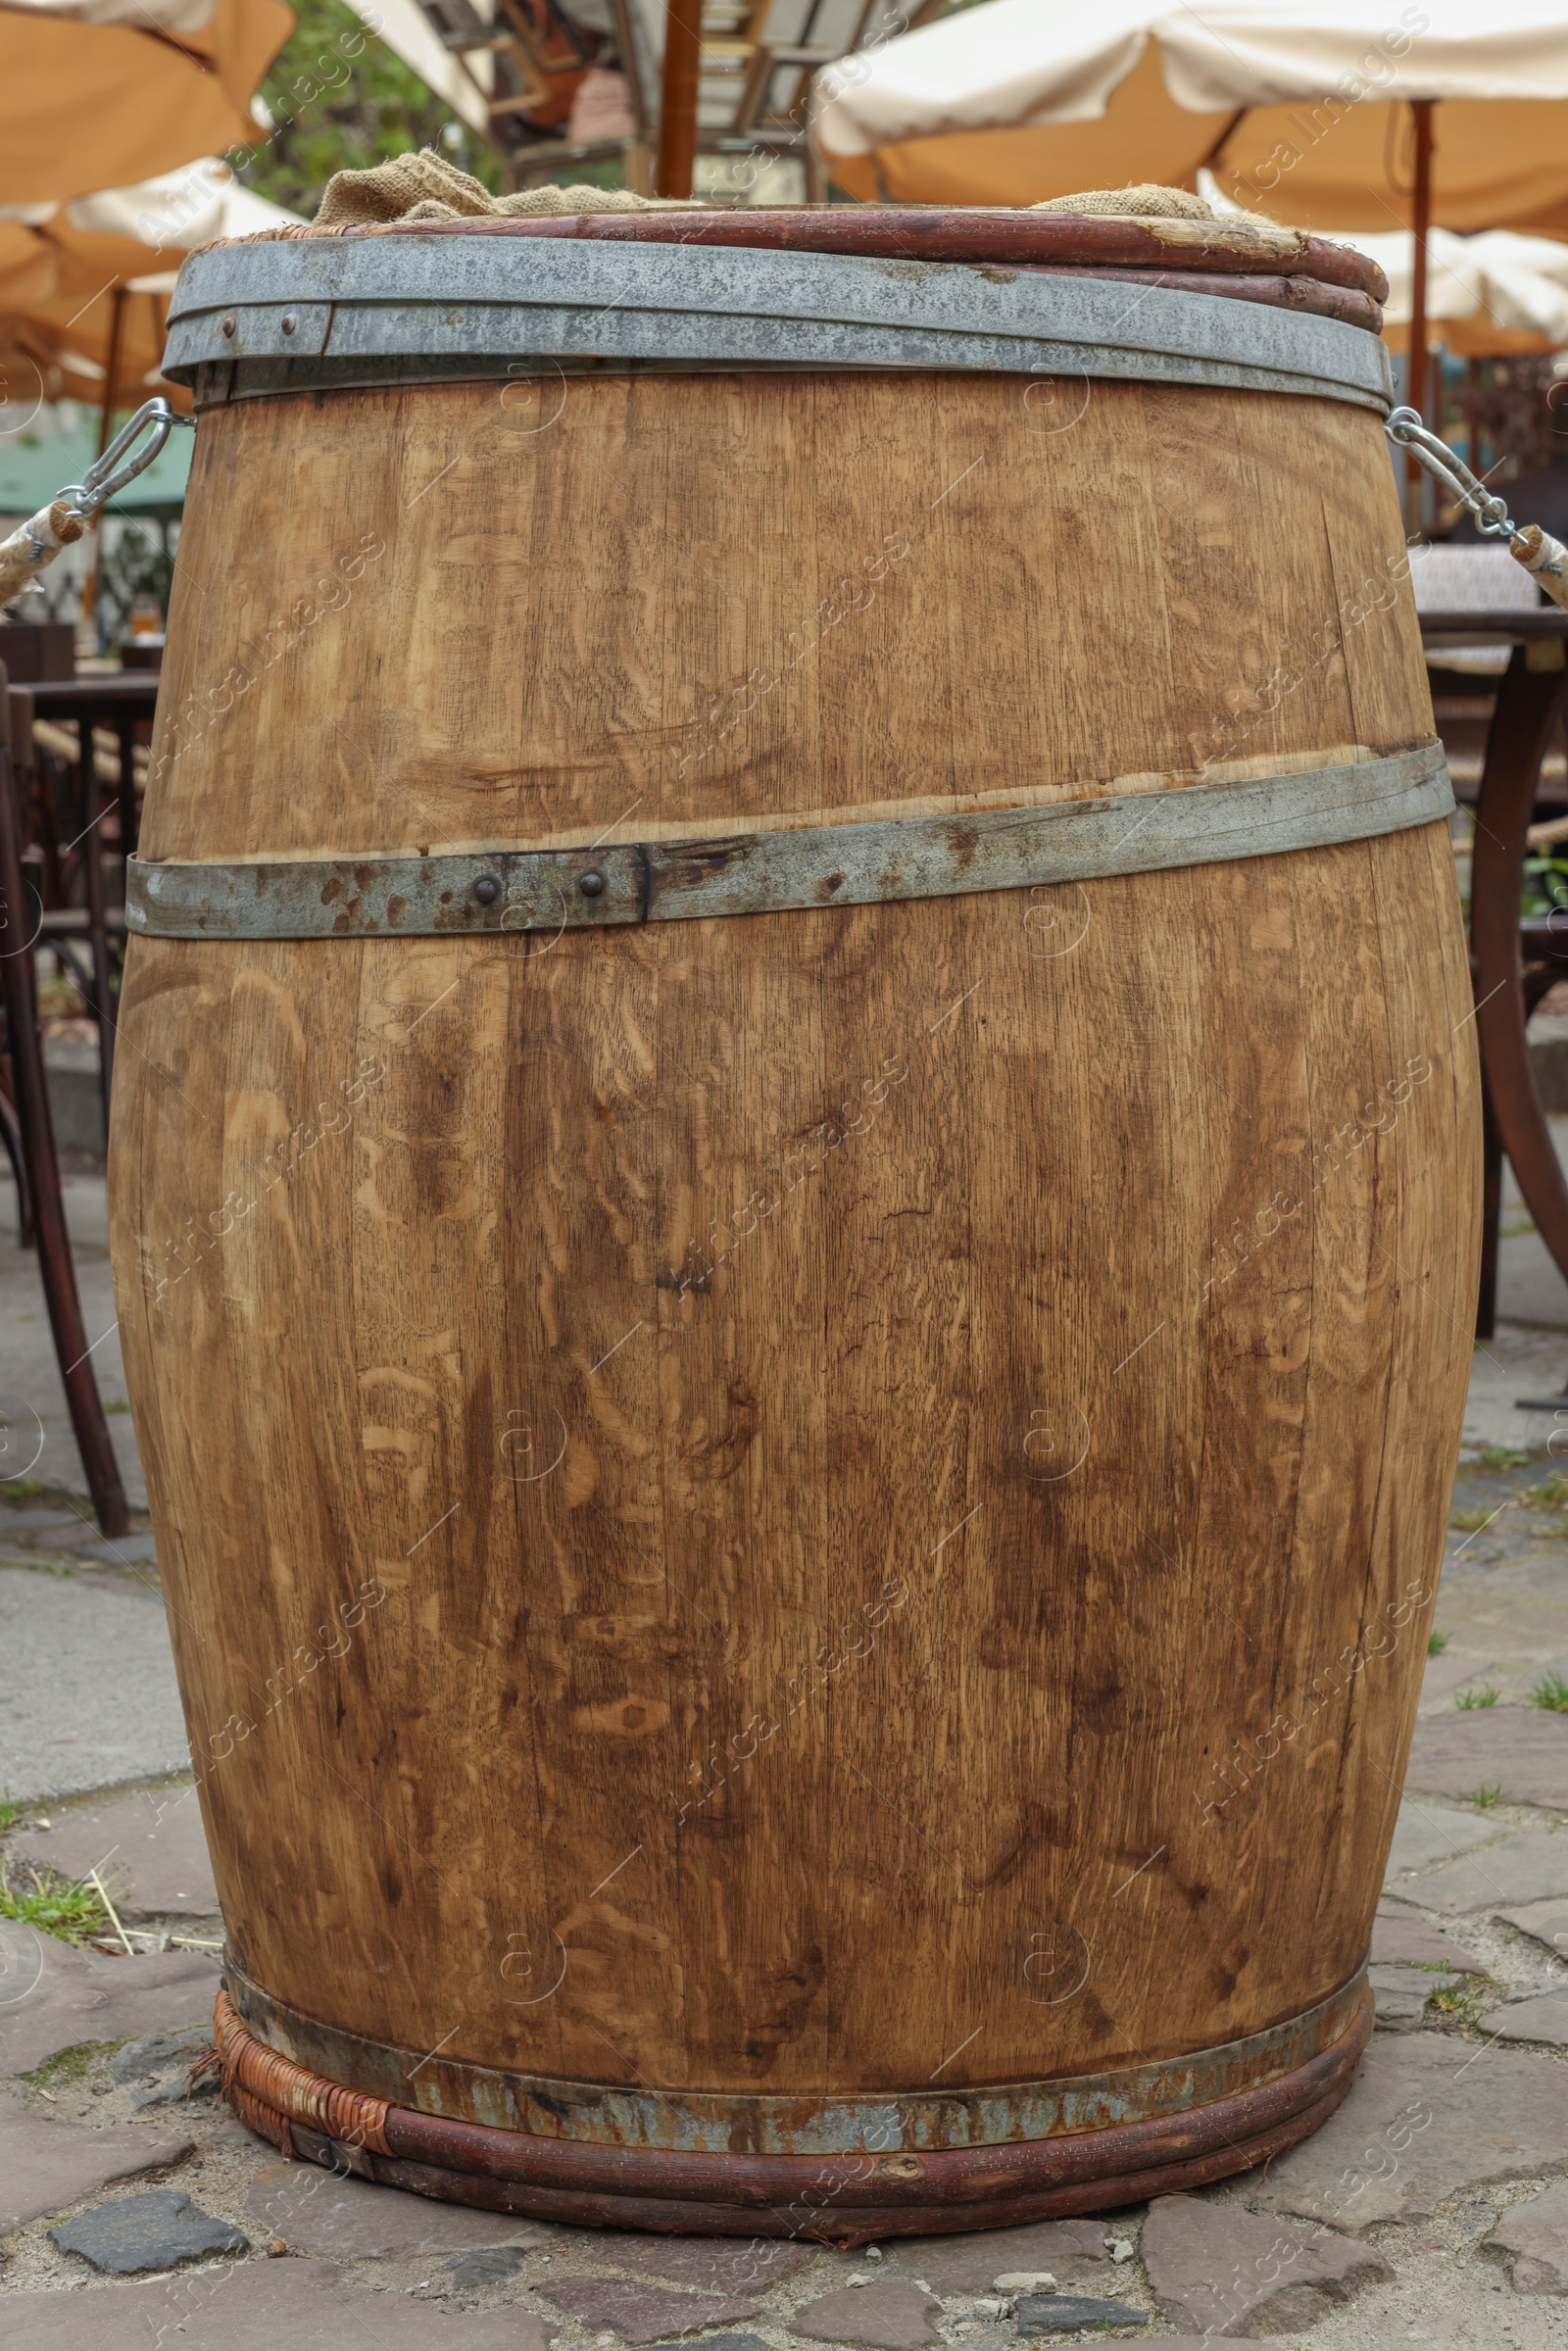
[[1405, 99, 1434, 528], [655, 0, 702, 197], [81, 286, 128, 649]]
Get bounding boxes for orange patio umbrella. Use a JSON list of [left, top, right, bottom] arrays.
[[0, 0, 294, 205]]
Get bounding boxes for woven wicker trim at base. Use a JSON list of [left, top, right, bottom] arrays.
[[216, 1984, 392, 2155]]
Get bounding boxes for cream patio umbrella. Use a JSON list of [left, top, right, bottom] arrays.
[[0, 157, 299, 415], [1338, 224, 1568, 355], [0, 0, 294, 205], [810, 0, 1568, 427]]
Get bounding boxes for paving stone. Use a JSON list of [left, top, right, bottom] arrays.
[[0, 1564, 188, 1799], [885, 2219, 1114, 2295], [641, 2338, 769, 2351], [1371, 1964, 1458, 2031], [1385, 1799, 1506, 1879], [50, 2185, 247, 2274], [1250, 2033, 1568, 2229], [1485, 2178, 1568, 2293], [1368, 1900, 1486, 1972], [1477, 1988, 1568, 2048], [1013, 2293, 1141, 2336], [83, 1535, 160, 1565], [246, 2161, 553, 2256], [1404, 1709, 1568, 1809], [591, 2231, 815, 2290], [1420, 1654, 1500, 1706], [111, 2026, 213, 2085], [0, 1920, 220, 2076], [1386, 1831, 1568, 1916], [1498, 1895, 1568, 1960], [16, 1786, 220, 1919], [2, 2257, 560, 2348], [0, 1509, 81, 1531], [113, 2025, 220, 2112], [1140, 2190, 1392, 2333], [443, 2245, 538, 2288], [541, 2278, 762, 2343], [0, 2091, 192, 2230], [791, 2280, 942, 2349]]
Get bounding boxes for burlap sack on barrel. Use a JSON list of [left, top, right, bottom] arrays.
[[302, 153, 1285, 240], [312, 146, 698, 226]]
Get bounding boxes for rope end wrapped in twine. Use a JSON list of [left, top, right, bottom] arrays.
[[0, 501, 85, 609], [0, 401, 187, 611], [1514, 523, 1568, 612]]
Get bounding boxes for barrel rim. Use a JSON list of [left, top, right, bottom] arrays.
[[206, 207, 1389, 302]]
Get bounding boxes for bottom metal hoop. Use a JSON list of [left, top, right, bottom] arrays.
[[215, 1978, 1372, 2243]]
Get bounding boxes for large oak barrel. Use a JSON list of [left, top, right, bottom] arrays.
[[109, 208, 1479, 2237]]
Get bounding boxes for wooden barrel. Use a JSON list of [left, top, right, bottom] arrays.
[[110, 209, 1478, 2238]]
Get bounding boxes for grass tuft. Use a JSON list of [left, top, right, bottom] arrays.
[[1451, 1507, 1501, 1533], [0, 1858, 110, 1944], [1480, 1445, 1531, 1470], [1530, 1671, 1568, 1713], [1428, 1631, 1449, 1657], [1455, 1685, 1500, 1709], [1462, 1783, 1503, 1808]]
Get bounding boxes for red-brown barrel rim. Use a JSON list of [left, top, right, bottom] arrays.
[[236, 209, 1389, 306]]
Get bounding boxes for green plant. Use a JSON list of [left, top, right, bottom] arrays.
[[0, 1860, 110, 1944], [0, 1789, 19, 1833], [1524, 854, 1568, 920], [1427, 1974, 1491, 2025], [1531, 1671, 1568, 1713], [1480, 1446, 1530, 1469], [1456, 1685, 1500, 1709], [97, 520, 174, 647], [1527, 1476, 1568, 1510], [1428, 1631, 1449, 1656], [1463, 1784, 1503, 1808], [234, 0, 504, 218], [1451, 1506, 1501, 1533], [0, 1481, 49, 1502]]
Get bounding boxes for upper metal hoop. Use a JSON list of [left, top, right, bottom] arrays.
[[163, 236, 1395, 412]]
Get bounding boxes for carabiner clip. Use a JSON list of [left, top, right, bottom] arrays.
[[1387, 405, 1568, 611], [56, 398, 195, 523]]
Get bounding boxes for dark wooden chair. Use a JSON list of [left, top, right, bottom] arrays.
[[1421, 609, 1568, 1338], [0, 662, 130, 1535]]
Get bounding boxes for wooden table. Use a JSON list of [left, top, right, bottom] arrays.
[[11, 673, 159, 1119], [1421, 608, 1568, 1335]]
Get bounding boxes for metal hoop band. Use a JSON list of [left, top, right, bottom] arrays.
[[126, 748, 1452, 944]]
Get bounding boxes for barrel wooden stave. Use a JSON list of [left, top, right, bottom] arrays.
[[141, 375, 1430, 862], [111, 363, 1478, 2169]]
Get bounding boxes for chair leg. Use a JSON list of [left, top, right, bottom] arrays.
[[79, 756, 116, 1130], [0, 747, 129, 1536], [1478, 1059, 1501, 1342], [0, 1083, 35, 1249]]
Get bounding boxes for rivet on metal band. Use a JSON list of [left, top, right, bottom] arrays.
[[124, 747, 1453, 944]]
